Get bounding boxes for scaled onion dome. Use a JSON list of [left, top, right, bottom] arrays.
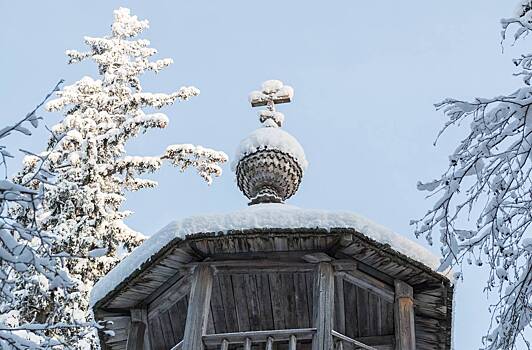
[[232, 80, 307, 205]]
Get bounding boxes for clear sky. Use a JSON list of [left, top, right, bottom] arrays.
[[1, 1, 527, 348]]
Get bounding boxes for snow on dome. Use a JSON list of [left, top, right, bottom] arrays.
[[90, 204, 442, 307], [231, 127, 308, 172]]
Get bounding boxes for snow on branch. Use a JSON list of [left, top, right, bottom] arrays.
[[0, 81, 98, 349], [413, 4, 532, 349], [6, 7, 227, 348]]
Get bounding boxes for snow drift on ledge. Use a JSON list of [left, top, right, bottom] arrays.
[[90, 203, 441, 307]]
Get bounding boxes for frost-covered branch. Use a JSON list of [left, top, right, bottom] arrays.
[[413, 3, 532, 349], [0, 82, 98, 349], [10, 8, 227, 349]]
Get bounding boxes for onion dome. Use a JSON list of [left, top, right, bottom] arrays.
[[232, 80, 307, 205]]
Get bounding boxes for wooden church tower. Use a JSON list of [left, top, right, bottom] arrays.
[[91, 81, 454, 350]]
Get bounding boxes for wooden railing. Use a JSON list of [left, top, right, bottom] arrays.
[[171, 328, 383, 350], [331, 330, 379, 350], [194, 328, 316, 349]]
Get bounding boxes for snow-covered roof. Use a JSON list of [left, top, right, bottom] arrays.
[[90, 203, 441, 307], [231, 127, 308, 172]]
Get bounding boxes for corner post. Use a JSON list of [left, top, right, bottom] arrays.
[[182, 264, 214, 350], [394, 280, 416, 350], [312, 262, 335, 350], [126, 308, 149, 350]]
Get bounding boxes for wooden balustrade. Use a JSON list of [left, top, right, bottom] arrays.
[[331, 330, 379, 350], [198, 328, 316, 349]]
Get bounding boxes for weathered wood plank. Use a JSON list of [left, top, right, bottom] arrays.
[[159, 311, 177, 348], [126, 309, 147, 350], [147, 275, 191, 319], [210, 276, 227, 333], [334, 275, 345, 334], [356, 288, 370, 337], [269, 272, 286, 330], [181, 265, 214, 350], [257, 274, 274, 330], [283, 273, 298, 329], [394, 280, 416, 350], [148, 316, 165, 350], [344, 280, 359, 339], [312, 262, 334, 350], [218, 274, 238, 332], [244, 274, 262, 330], [294, 272, 311, 328], [337, 270, 394, 303], [232, 274, 251, 331]]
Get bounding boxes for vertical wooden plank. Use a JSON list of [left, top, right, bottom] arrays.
[[368, 293, 381, 335], [168, 304, 183, 343], [139, 308, 152, 350], [126, 321, 146, 350], [244, 274, 262, 330], [219, 274, 238, 332], [148, 316, 165, 350], [356, 288, 370, 336], [283, 273, 298, 329], [312, 263, 334, 350], [160, 311, 177, 347], [269, 272, 286, 330], [394, 280, 416, 350], [343, 280, 358, 339], [232, 274, 251, 331], [220, 339, 229, 350], [257, 274, 274, 330], [305, 272, 314, 324], [334, 275, 345, 334], [127, 309, 149, 350], [181, 265, 214, 350], [210, 276, 227, 333], [294, 272, 310, 328], [382, 300, 395, 335]]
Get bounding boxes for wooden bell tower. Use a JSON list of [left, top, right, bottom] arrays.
[[92, 81, 453, 350]]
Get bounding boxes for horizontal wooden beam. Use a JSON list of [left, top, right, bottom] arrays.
[[192, 259, 316, 274], [202, 328, 316, 346], [336, 270, 394, 303], [147, 274, 191, 319]]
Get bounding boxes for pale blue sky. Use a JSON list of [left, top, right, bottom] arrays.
[[1, 1, 527, 348]]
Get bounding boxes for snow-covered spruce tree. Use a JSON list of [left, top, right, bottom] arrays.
[[412, 3, 532, 350], [12, 7, 227, 349], [0, 82, 91, 349]]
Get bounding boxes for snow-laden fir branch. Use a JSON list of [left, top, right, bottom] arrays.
[[10, 8, 227, 349], [412, 3, 532, 349], [0, 81, 97, 349]]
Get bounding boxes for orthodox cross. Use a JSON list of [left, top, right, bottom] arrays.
[[248, 80, 294, 127]]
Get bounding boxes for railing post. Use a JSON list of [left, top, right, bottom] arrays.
[[182, 265, 214, 350], [289, 334, 297, 350], [312, 262, 335, 350], [266, 336, 274, 350], [394, 280, 416, 350], [244, 338, 252, 350]]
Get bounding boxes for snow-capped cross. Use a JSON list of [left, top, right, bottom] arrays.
[[248, 80, 294, 128]]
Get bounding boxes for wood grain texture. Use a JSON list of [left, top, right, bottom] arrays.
[[181, 265, 213, 350]]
